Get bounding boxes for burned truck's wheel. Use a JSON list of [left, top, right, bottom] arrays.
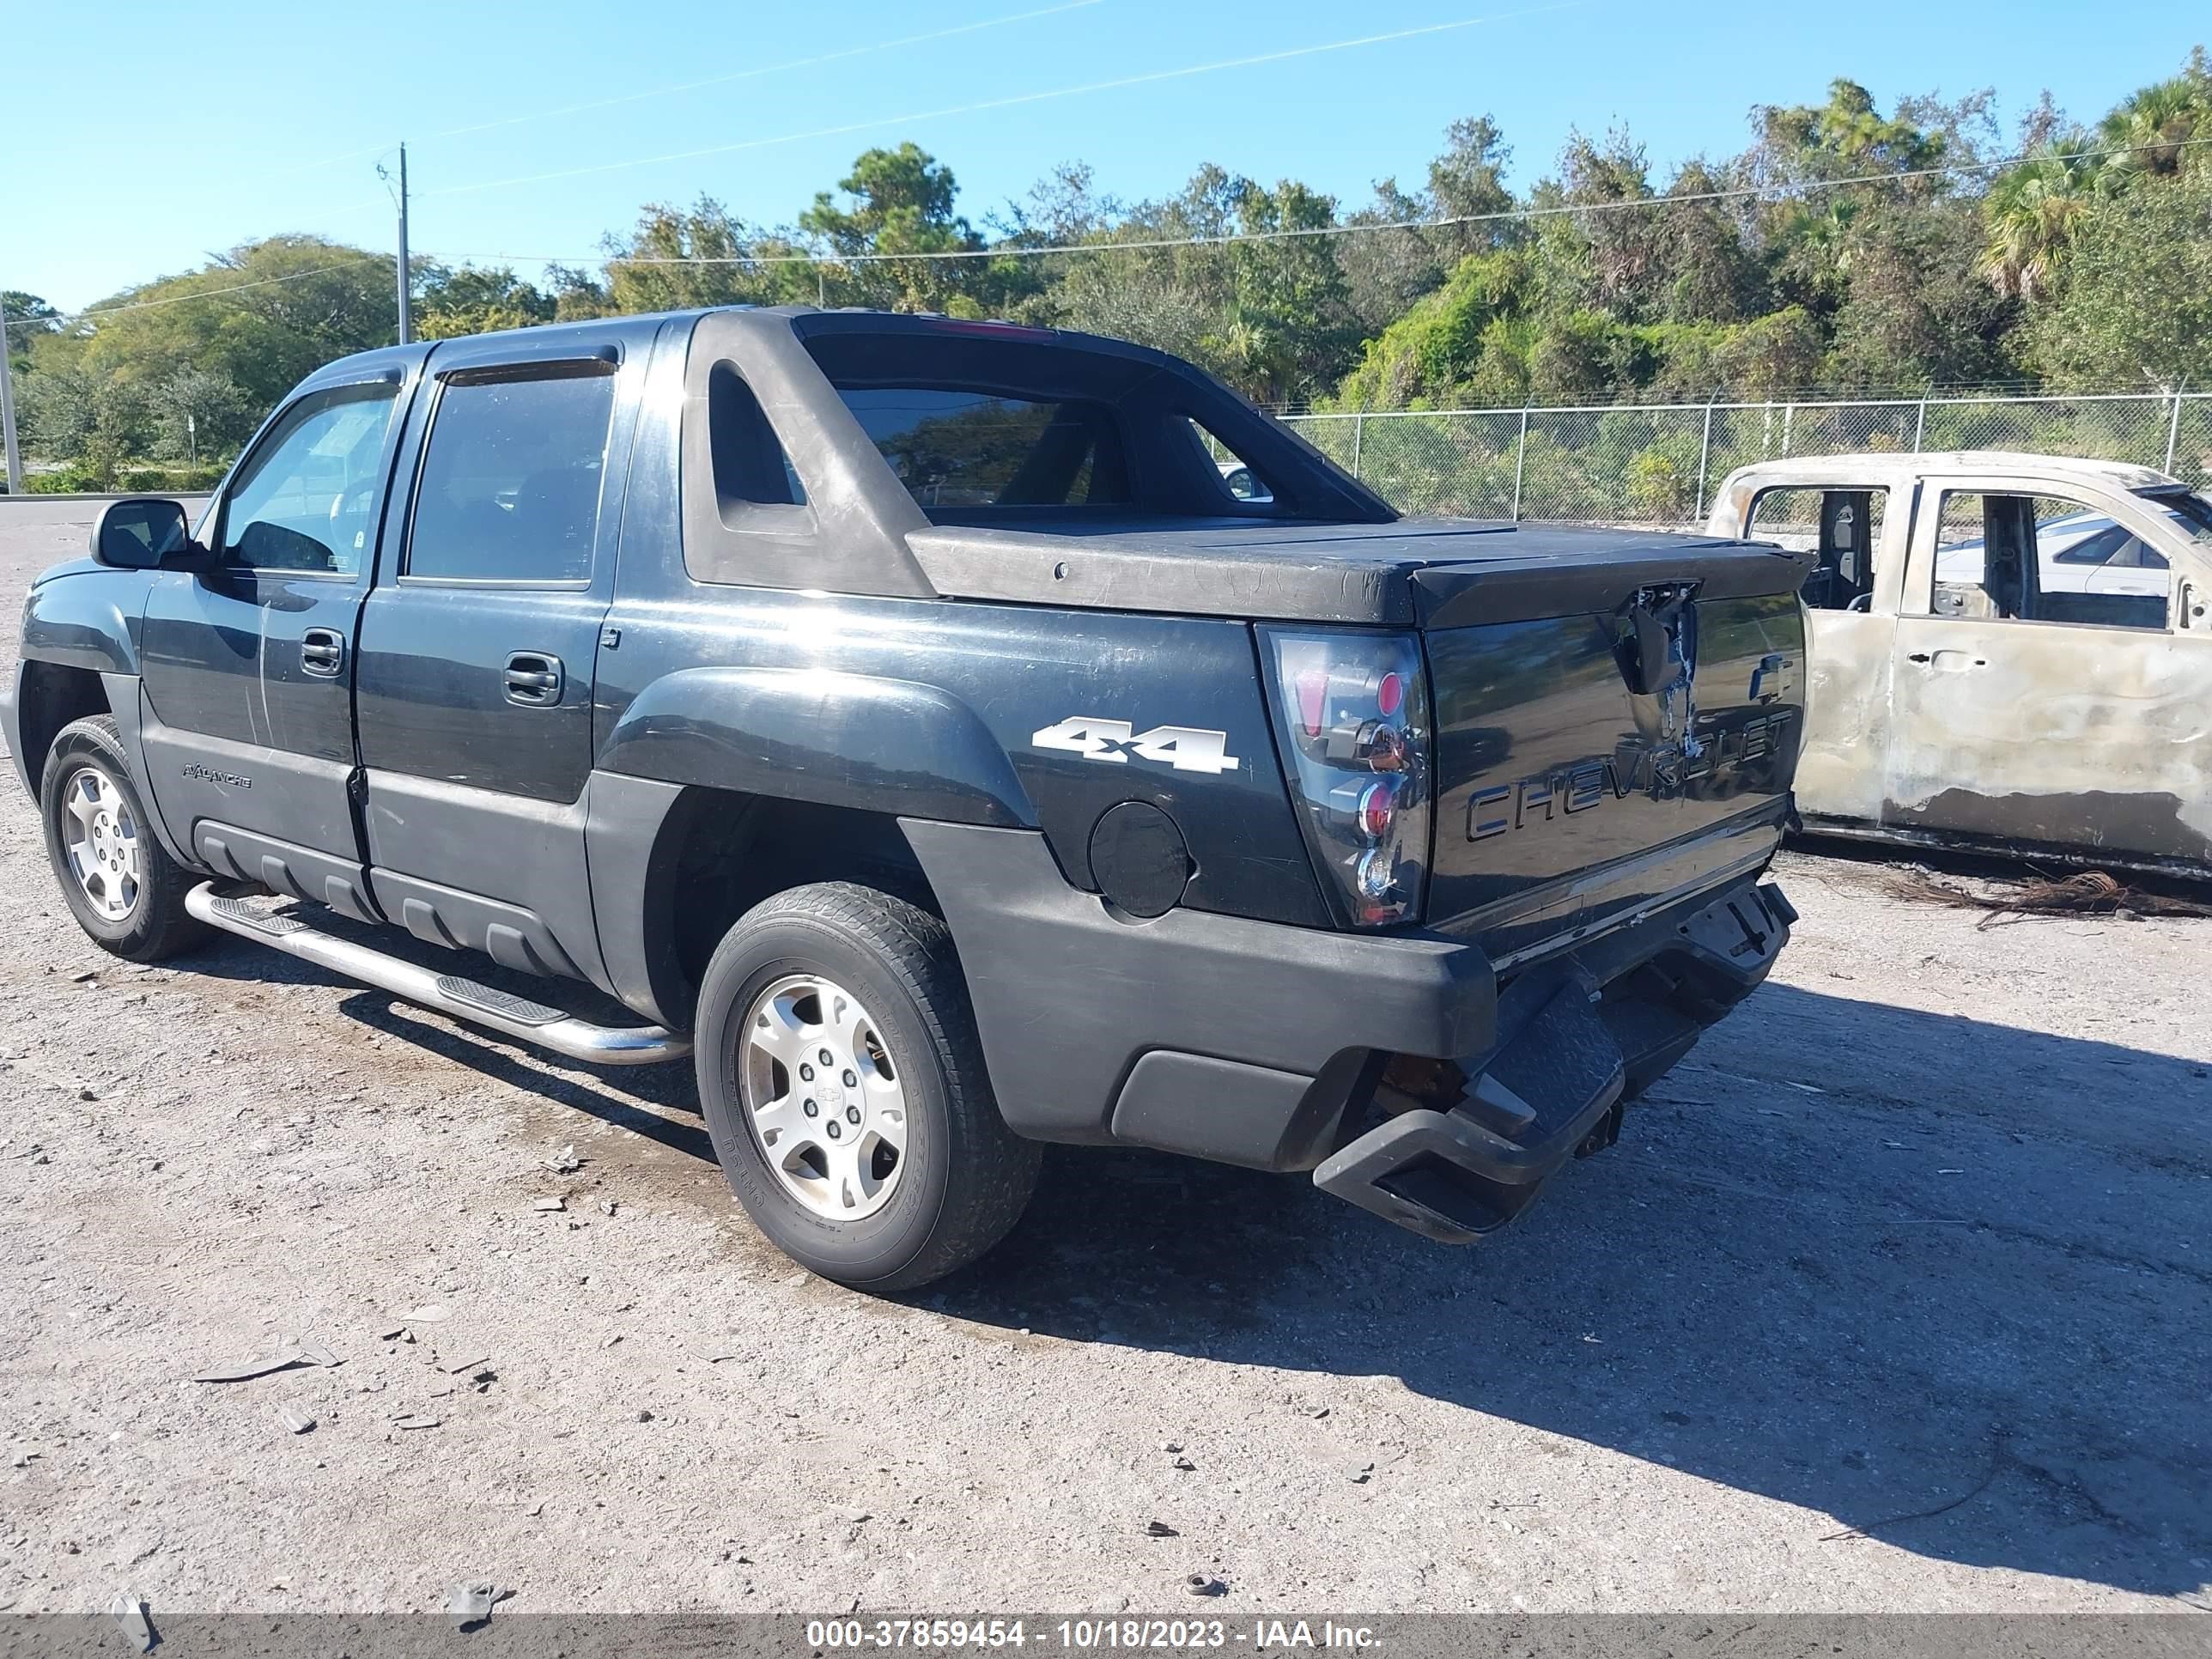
[[39, 715, 208, 963], [694, 882, 1039, 1292]]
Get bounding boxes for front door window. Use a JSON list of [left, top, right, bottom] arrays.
[[1931, 491, 2171, 631], [220, 384, 401, 577]]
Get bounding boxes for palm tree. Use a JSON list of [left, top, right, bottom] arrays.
[[1979, 146, 2111, 299], [2098, 75, 2210, 179]]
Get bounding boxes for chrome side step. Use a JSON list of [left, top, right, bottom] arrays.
[[185, 884, 689, 1066]]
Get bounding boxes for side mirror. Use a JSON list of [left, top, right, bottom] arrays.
[[90, 497, 200, 570]]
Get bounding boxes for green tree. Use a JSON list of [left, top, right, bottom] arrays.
[[19, 366, 152, 486], [2098, 59, 2212, 180], [545, 264, 612, 322], [1043, 162, 1360, 404], [414, 264, 557, 341], [603, 197, 819, 313], [3, 291, 60, 376], [1336, 117, 1515, 337], [799, 143, 994, 314], [55, 236, 397, 411], [1979, 143, 2110, 300], [1755, 78, 1948, 178], [1827, 198, 2014, 388], [147, 368, 252, 463], [2024, 155, 2212, 388]]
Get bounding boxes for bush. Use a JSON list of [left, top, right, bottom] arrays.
[[114, 464, 225, 492], [27, 464, 105, 494], [11, 460, 227, 495], [1625, 433, 1705, 524]]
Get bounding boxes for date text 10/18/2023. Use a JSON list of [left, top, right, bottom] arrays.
[[804, 1619, 1382, 1650]]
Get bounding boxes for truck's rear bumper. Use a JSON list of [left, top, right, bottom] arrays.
[[902, 820, 1792, 1232], [1316, 878, 1794, 1242]]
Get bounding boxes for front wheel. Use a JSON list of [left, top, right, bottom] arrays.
[[40, 715, 208, 963], [693, 882, 1039, 1292]]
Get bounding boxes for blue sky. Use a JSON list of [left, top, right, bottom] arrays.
[[13, 0, 2202, 314]]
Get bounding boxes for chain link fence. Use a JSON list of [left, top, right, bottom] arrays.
[[1283, 392, 2211, 528]]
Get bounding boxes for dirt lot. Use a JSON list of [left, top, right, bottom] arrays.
[[0, 499, 2207, 1618]]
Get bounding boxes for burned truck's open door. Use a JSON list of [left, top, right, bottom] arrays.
[[1733, 480, 1908, 832]]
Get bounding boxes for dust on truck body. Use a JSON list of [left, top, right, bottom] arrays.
[[4, 307, 1809, 1290], [1708, 452, 2212, 878]]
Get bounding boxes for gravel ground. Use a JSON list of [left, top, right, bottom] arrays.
[[0, 499, 2207, 1618]]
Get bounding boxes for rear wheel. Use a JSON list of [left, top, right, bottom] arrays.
[[693, 882, 1038, 1291], [40, 715, 208, 963]]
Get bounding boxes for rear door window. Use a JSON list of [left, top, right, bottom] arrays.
[[406, 363, 617, 584], [1748, 486, 1885, 611], [835, 387, 1130, 509]]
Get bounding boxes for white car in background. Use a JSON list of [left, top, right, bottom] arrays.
[[1935, 509, 2171, 599], [1218, 458, 1273, 503]]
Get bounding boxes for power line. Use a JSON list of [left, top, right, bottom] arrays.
[[457, 134, 2212, 270], [418, 3, 1578, 200], [20, 135, 2209, 336], [3, 257, 393, 333], [172, 3, 1103, 210], [257, 141, 403, 186], [425, 0, 1109, 142]]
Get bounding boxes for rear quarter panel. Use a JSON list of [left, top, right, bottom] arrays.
[[593, 587, 1334, 927]]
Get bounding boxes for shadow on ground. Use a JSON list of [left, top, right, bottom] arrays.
[[1787, 830, 2212, 911], [930, 981, 2210, 1602], [178, 915, 2210, 1602], [174, 915, 714, 1160]]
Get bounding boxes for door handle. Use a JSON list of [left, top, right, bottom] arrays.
[[502, 652, 564, 707], [301, 628, 346, 678]]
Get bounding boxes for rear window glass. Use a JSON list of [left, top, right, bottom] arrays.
[[835, 387, 1130, 509]]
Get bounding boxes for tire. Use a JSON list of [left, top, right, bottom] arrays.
[[39, 715, 209, 963], [693, 881, 1039, 1292]]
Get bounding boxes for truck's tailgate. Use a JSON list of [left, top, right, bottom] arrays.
[[1421, 573, 1808, 968]]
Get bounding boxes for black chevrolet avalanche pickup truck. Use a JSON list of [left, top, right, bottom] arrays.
[[5, 307, 1809, 1289]]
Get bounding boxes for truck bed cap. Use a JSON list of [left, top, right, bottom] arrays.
[[907, 518, 1810, 627]]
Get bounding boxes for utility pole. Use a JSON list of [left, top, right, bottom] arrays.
[[0, 294, 21, 495], [395, 143, 413, 345]]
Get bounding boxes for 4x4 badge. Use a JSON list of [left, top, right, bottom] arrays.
[[1032, 717, 1240, 775]]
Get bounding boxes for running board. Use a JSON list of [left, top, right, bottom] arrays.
[[185, 884, 689, 1066]]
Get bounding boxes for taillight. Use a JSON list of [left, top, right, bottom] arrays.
[[1261, 629, 1431, 928]]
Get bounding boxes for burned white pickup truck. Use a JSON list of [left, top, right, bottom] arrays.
[[1707, 451, 2212, 877]]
